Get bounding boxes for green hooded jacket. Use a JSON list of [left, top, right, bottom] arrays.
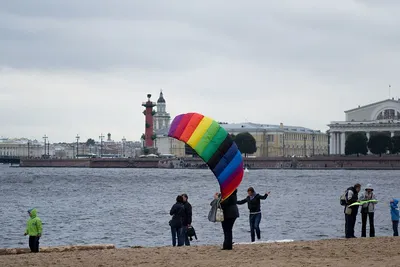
[[25, 208, 42, 237]]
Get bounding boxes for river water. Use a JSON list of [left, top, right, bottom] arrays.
[[0, 165, 398, 248]]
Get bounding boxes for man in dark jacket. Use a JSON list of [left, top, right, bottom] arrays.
[[216, 189, 239, 250], [237, 187, 270, 242], [344, 183, 361, 238], [182, 193, 192, 246]]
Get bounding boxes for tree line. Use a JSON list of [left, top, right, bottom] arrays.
[[345, 132, 400, 156]]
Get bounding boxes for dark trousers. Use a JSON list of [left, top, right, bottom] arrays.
[[29, 236, 40, 252], [249, 213, 262, 242], [361, 212, 375, 237], [171, 226, 184, 247], [183, 227, 190, 246], [345, 212, 357, 238], [221, 218, 236, 250], [393, 221, 399, 236]]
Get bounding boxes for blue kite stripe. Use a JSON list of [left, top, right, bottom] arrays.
[[212, 143, 238, 178], [217, 150, 243, 185]]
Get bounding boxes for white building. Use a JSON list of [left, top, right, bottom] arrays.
[[153, 90, 171, 131], [328, 98, 400, 155], [0, 138, 45, 158]]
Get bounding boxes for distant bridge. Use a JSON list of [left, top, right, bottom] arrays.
[[0, 156, 21, 164]]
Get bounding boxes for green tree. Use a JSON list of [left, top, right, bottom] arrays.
[[345, 132, 368, 156], [368, 133, 392, 156], [234, 132, 257, 157], [391, 136, 400, 154], [86, 138, 96, 146], [185, 144, 199, 157]]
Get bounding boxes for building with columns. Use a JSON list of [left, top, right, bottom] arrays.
[[153, 90, 171, 131], [328, 98, 400, 154], [155, 122, 328, 157]]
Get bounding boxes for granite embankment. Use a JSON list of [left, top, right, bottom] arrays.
[[19, 155, 400, 169], [0, 238, 399, 267]]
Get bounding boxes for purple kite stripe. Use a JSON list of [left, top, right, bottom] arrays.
[[168, 114, 184, 137]]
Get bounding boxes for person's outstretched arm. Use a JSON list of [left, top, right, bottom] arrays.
[[237, 197, 248, 205], [259, 192, 270, 200]]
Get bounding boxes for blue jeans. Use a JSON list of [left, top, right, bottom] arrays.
[[249, 213, 262, 242], [393, 221, 399, 236], [171, 226, 184, 246]]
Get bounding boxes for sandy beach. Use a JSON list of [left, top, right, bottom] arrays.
[[1, 237, 399, 267]]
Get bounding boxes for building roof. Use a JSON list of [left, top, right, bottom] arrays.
[[157, 90, 165, 103], [220, 122, 321, 134], [155, 122, 322, 136], [344, 98, 400, 113]]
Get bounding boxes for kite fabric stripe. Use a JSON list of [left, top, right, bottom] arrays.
[[168, 112, 244, 200]]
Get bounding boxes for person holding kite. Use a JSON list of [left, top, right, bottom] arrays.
[[168, 112, 245, 249], [343, 183, 361, 238], [214, 190, 239, 250], [359, 184, 377, 237], [237, 187, 270, 242]]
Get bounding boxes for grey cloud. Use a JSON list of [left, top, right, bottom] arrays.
[[1, 0, 399, 86]]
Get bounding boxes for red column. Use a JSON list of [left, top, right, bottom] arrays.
[[142, 94, 156, 148]]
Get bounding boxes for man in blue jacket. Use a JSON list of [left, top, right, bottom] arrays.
[[390, 198, 399, 236]]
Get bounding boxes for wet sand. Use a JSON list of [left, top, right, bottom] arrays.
[[1, 237, 399, 267]]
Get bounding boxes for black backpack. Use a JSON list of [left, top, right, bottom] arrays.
[[340, 190, 347, 206]]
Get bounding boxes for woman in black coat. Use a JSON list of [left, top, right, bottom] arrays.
[[214, 189, 239, 250], [169, 195, 185, 246]]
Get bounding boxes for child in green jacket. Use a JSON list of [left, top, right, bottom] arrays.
[[24, 208, 42, 252]]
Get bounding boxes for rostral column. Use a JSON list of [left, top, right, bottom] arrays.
[[142, 94, 156, 148]]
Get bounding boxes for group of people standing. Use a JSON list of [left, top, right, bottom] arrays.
[[169, 187, 270, 249], [169, 194, 192, 246], [343, 183, 399, 238], [211, 187, 270, 250]]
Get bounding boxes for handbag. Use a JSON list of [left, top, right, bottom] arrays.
[[208, 197, 224, 222], [215, 204, 224, 222]]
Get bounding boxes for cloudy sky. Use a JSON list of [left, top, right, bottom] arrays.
[[1, 0, 400, 142]]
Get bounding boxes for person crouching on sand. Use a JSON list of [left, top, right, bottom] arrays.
[[214, 189, 239, 250], [169, 195, 185, 246], [390, 198, 399, 236], [237, 187, 270, 242], [24, 208, 42, 253]]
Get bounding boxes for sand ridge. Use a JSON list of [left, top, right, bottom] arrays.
[[0, 237, 399, 267]]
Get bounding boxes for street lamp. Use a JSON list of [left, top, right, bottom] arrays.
[[122, 137, 126, 157], [99, 134, 104, 157], [27, 140, 31, 158], [312, 132, 315, 156], [43, 135, 48, 156], [76, 134, 80, 158]]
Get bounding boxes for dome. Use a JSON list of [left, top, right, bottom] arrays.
[[157, 90, 165, 103]]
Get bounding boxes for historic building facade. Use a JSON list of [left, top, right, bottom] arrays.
[[153, 90, 171, 131], [221, 122, 328, 157], [328, 98, 400, 155], [155, 122, 328, 157]]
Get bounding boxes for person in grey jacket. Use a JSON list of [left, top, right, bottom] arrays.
[[359, 184, 377, 237]]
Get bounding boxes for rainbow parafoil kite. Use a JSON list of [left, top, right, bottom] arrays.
[[168, 112, 244, 201]]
